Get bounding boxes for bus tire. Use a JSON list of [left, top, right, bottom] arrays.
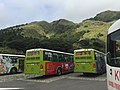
[[10, 68, 17, 74], [57, 68, 62, 76]]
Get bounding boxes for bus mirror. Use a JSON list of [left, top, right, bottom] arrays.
[[105, 52, 110, 56], [105, 52, 111, 59]]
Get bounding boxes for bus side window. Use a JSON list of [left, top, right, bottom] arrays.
[[2, 56, 9, 61], [94, 52, 97, 60], [9, 56, 18, 63], [100, 56, 102, 60], [43, 51, 52, 61], [52, 53, 58, 62], [58, 54, 64, 62], [2, 56, 7, 59], [66, 55, 69, 62], [95, 52, 100, 61], [43, 51, 48, 60], [58, 54, 61, 62], [69, 55, 73, 62], [48, 52, 52, 61], [62, 55, 65, 62], [72, 56, 74, 62], [64, 54, 67, 62]]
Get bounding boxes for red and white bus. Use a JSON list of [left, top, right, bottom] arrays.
[[24, 48, 74, 76], [107, 19, 120, 90]]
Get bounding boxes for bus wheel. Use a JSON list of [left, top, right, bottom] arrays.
[[10, 68, 17, 74], [57, 68, 62, 76]]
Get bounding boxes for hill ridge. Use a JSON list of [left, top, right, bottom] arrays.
[[0, 10, 119, 54]]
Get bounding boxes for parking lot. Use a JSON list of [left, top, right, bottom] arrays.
[[0, 73, 107, 90]]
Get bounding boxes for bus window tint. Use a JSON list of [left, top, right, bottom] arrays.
[[43, 51, 73, 62], [76, 51, 91, 56], [107, 30, 120, 67], [76, 52, 81, 56], [2, 56, 8, 60], [58, 54, 63, 62], [75, 51, 92, 60], [68, 55, 73, 62], [64, 54, 68, 62], [27, 51, 39, 56], [52, 53, 57, 62], [95, 52, 103, 61], [70, 55, 73, 62], [43, 51, 52, 61], [116, 41, 120, 57], [95, 52, 99, 60], [9, 56, 17, 63], [94, 52, 97, 60]]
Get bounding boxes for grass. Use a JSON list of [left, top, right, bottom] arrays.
[[75, 20, 114, 42]]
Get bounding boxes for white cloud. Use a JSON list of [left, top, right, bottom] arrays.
[[62, 0, 120, 22], [0, 0, 120, 28]]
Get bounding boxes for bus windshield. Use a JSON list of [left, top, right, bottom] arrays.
[[26, 51, 40, 61], [75, 51, 92, 61], [107, 29, 120, 67]]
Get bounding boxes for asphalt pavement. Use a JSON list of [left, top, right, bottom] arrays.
[[0, 73, 107, 90]]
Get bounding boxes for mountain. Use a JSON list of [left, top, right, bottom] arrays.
[[0, 19, 77, 54], [51, 19, 76, 33], [0, 10, 119, 54], [88, 10, 120, 22]]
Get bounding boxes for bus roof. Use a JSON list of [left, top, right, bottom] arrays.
[[108, 19, 120, 35], [0, 54, 25, 57], [26, 48, 73, 55], [74, 49, 105, 55], [74, 49, 94, 52]]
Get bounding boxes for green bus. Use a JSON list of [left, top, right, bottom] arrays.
[[24, 48, 74, 76], [74, 49, 106, 74]]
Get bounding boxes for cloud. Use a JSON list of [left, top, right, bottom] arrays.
[[62, 0, 120, 22], [0, 0, 66, 28], [0, 0, 120, 28]]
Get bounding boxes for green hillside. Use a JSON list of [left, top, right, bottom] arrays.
[[89, 10, 120, 22], [0, 10, 119, 54]]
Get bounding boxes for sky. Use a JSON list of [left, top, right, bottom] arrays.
[[0, 0, 120, 29]]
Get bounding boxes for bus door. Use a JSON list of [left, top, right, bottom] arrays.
[[18, 58, 24, 72], [24, 51, 40, 74]]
